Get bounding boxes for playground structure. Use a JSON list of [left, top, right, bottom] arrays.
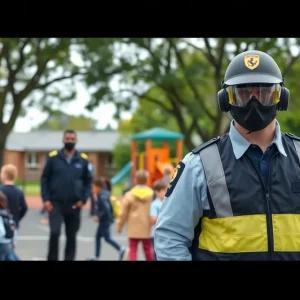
[[111, 127, 184, 188]]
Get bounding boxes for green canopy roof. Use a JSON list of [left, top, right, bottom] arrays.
[[131, 127, 184, 141]]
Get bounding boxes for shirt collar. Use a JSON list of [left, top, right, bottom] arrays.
[[228, 120, 287, 159]]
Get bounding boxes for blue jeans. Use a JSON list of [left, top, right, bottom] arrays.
[[95, 225, 120, 258], [7, 250, 21, 261], [0, 243, 13, 261]]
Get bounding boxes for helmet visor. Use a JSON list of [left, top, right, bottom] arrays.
[[226, 83, 281, 107]]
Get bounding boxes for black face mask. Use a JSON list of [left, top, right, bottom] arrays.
[[230, 97, 277, 133], [64, 142, 75, 151]]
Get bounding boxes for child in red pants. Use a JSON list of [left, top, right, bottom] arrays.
[[128, 238, 153, 261], [117, 170, 154, 261]]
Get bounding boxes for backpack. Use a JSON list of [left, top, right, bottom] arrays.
[[0, 210, 16, 239], [110, 196, 120, 219]]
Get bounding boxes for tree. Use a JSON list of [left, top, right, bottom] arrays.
[[0, 38, 90, 166], [84, 38, 300, 150]]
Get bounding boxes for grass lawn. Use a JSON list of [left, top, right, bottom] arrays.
[[16, 182, 40, 197], [22, 184, 41, 197], [17, 181, 124, 198]]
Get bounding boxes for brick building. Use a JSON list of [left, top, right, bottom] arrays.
[[3, 130, 119, 181]]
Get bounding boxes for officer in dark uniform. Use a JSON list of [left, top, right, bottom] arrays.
[[154, 50, 300, 261], [41, 129, 92, 261]]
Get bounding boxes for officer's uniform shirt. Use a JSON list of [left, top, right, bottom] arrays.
[[154, 120, 287, 260], [66, 156, 73, 164]]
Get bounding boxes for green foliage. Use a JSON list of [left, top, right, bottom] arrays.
[[277, 110, 300, 136], [112, 119, 132, 171], [2, 37, 300, 170], [83, 38, 300, 149], [113, 141, 131, 171], [0, 38, 101, 166]]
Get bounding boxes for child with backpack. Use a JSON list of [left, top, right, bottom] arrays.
[[0, 191, 16, 261], [87, 177, 127, 261], [97, 177, 120, 222]]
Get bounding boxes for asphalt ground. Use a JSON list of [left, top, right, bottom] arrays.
[[15, 208, 147, 261]]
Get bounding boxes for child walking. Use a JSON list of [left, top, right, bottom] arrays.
[[0, 164, 28, 260], [117, 170, 154, 261], [88, 178, 127, 261]]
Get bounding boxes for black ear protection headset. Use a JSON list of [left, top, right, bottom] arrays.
[[217, 80, 290, 113]]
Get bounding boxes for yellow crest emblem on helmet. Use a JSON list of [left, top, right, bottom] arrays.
[[244, 54, 259, 70]]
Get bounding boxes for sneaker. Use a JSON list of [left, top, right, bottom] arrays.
[[86, 257, 99, 261], [119, 247, 128, 261]]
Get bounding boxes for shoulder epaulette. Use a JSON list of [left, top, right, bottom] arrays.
[[191, 136, 220, 154], [285, 132, 300, 142], [80, 152, 88, 160], [48, 150, 58, 157]]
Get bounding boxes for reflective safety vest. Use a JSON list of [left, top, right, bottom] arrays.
[[191, 133, 300, 261]]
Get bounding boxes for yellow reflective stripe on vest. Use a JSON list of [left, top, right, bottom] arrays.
[[199, 214, 300, 253], [273, 214, 300, 252], [199, 143, 233, 218], [199, 215, 268, 253]]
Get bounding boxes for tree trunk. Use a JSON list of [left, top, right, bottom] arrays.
[[0, 135, 7, 169], [184, 135, 195, 151]]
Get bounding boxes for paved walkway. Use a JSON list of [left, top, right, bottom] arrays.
[[16, 209, 145, 261], [18, 197, 149, 261]]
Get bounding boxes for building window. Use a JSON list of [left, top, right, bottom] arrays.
[[26, 152, 39, 170], [105, 153, 114, 170]]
